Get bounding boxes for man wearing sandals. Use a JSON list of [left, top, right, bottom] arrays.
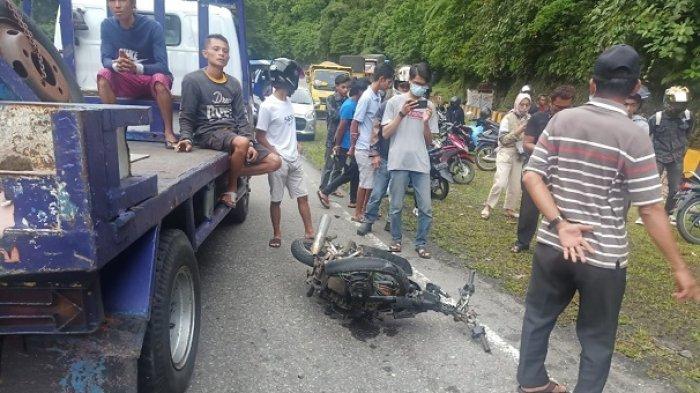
[[256, 58, 315, 248], [517, 45, 699, 393], [177, 34, 281, 208], [381, 63, 438, 259], [98, 0, 177, 148]]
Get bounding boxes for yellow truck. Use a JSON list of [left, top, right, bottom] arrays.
[[306, 61, 352, 114]]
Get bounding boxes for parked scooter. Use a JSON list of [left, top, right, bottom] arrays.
[[474, 116, 499, 171], [429, 146, 455, 200]]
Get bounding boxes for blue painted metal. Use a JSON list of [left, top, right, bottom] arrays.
[[58, 0, 76, 74], [197, 1, 209, 69], [101, 226, 158, 317], [21, 0, 31, 15], [0, 58, 39, 101], [194, 203, 230, 249]]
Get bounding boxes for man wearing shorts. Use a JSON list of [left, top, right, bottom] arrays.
[[349, 64, 394, 220], [98, 0, 177, 147], [176, 34, 281, 208], [256, 58, 315, 248]]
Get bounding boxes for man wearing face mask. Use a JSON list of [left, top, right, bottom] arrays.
[[381, 63, 438, 259], [648, 86, 695, 217]]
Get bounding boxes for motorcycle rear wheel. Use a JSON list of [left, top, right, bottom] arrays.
[[476, 146, 497, 171], [676, 196, 700, 244]]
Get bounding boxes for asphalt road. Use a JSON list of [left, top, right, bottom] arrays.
[[188, 160, 672, 393]]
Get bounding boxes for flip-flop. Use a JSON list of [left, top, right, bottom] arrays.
[[347, 202, 357, 208], [388, 243, 401, 253], [268, 237, 282, 248], [415, 246, 431, 259], [317, 190, 330, 209], [331, 190, 345, 197], [517, 381, 569, 393], [165, 140, 178, 150], [219, 191, 237, 208]]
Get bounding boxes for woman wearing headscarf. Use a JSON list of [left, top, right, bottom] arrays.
[[481, 93, 531, 220]]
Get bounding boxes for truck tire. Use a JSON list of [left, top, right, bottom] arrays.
[[0, 3, 83, 102], [138, 229, 201, 393]]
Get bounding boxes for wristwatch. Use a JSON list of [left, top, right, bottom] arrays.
[[548, 214, 565, 230]]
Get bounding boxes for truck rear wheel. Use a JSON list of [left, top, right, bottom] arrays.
[[138, 229, 201, 393]]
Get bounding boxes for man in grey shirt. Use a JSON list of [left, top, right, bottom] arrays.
[[177, 34, 281, 208], [382, 63, 438, 259]]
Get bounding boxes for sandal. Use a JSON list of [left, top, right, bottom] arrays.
[[317, 190, 330, 209], [219, 192, 237, 208], [350, 216, 363, 223], [517, 381, 569, 393], [165, 140, 178, 150], [347, 202, 357, 208], [480, 206, 491, 220], [388, 243, 401, 253], [505, 210, 520, 219], [511, 243, 529, 253], [268, 237, 282, 248], [332, 190, 345, 197], [415, 246, 431, 259]]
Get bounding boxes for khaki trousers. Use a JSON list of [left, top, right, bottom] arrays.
[[485, 147, 523, 210]]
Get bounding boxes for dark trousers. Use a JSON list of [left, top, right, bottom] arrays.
[[320, 146, 342, 190], [657, 160, 682, 214], [515, 181, 539, 248], [322, 150, 358, 204], [518, 244, 626, 393]]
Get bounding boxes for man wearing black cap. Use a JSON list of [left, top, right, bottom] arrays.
[[517, 45, 698, 393]]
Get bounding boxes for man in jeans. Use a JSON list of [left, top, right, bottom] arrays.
[[511, 85, 575, 253], [319, 74, 350, 194], [648, 86, 695, 217], [357, 80, 411, 236], [382, 63, 438, 259], [517, 45, 698, 393], [350, 64, 394, 220]]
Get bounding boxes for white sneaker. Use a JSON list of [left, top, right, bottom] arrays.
[[412, 207, 419, 217], [634, 217, 643, 225], [669, 215, 677, 226]]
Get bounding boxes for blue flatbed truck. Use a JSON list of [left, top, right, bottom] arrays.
[[0, 1, 251, 391]]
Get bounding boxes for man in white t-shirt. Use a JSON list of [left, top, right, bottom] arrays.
[[382, 63, 438, 259], [349, 64, 394, 221], [256, 58, 314, 248]]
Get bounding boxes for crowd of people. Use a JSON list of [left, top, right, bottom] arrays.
[[97, 2, 698, 391]]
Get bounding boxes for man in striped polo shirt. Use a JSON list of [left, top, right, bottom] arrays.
[[516, 45, 699, 393]]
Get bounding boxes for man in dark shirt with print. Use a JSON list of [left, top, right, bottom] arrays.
[[511, 85, 575, 253], [319, 74, 350, 194], [176, 35, 281, 208]]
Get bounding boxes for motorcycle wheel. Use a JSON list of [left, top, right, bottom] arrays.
[[476, 146, 497, 171], [676, 197, 700, 245], [431, 177, 449, 200], [450, 159, 475, 185]]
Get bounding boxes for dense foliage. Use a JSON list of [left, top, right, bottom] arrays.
[[246, 0, 700, 101]]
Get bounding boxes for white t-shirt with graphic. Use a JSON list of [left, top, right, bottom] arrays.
[[256, 94, 299, 161]]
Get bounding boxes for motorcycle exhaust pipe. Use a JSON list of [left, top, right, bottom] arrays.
[[311, 214, 332, 255]]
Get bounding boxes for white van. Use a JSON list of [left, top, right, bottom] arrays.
[[54, 0, 243, 96]]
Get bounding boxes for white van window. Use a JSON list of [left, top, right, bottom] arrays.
[[138, 12, 182, 46]]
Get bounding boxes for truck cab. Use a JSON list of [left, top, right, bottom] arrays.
[[306, 61, 350, 115]]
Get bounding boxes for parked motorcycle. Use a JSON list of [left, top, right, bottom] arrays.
[[474, 119, 499, 171], [675, 167, 700, 244], [429, 146, 455, 200], [291, 215, 491, 352], [440, 124, 477, 184]]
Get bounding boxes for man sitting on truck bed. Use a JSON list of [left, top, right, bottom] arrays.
[[97, 0, 177, 148], [176, 34, 281, 208]]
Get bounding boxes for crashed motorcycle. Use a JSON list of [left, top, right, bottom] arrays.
[[675, 167, 700, 244], [291, 215, 491, 353]]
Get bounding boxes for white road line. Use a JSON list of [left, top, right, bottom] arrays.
[[330, 202, 520, 363]]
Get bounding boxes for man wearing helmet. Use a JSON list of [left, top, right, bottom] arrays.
[[177, 34, 281, 209], [256, 58, 316, 247], [446, 96, 465, 125], [649, 86, 695, 216]]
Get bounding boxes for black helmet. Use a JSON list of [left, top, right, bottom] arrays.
[[269, 58, 300, 96], [450, 96, 461, 106]]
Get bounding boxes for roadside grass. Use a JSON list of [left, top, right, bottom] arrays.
[[301, 124, 700, 392]]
